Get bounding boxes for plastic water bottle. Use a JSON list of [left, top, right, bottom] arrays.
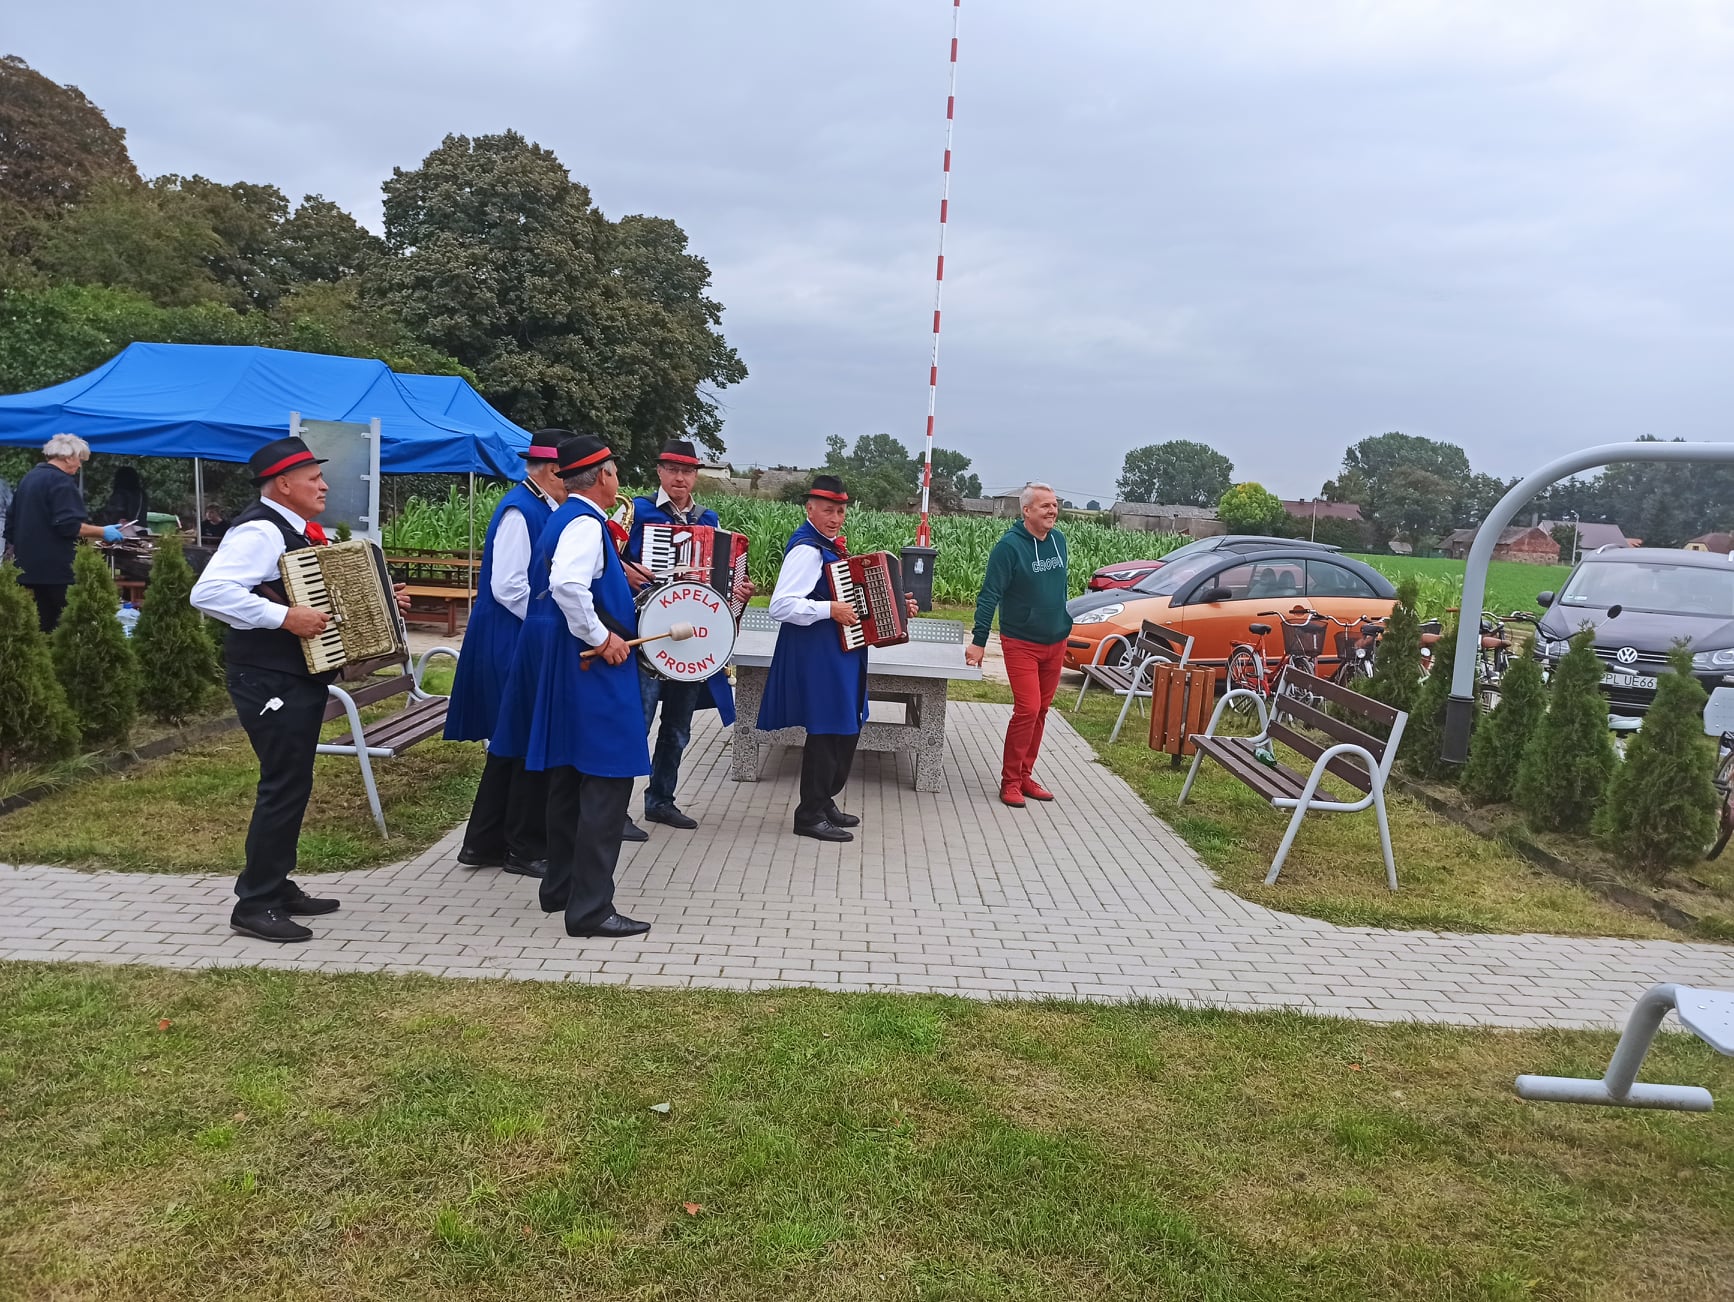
[[116, 602, 140, 638]]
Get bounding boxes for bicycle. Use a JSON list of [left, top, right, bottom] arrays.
[[1309, 611, 1385, 686], [1224, 609, 1328, 715], [1708, 731, 1734, 861]]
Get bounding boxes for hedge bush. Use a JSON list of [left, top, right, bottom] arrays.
[[134, 535, 219, 724], [1403, 617, 1466, 779], [1365, 578, 1423, 725], [51, 544, 139, 748], [1461, 651, 1547, 806], [1516, 629, 1614, 834], [0, 563, 79, 768]]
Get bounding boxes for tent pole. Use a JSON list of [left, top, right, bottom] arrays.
[[193, 457, 204, 544], [468, 472, 476, 622]]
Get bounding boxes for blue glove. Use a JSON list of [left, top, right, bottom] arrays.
[[102, 524, 125, 542]]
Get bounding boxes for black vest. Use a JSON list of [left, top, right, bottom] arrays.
[[221, 499, 336, 683]]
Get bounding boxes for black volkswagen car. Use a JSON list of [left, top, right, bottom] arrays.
[[1532, 547, 1734, 714]]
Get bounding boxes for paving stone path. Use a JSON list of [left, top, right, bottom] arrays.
[[4, 702, 1732, 1030]]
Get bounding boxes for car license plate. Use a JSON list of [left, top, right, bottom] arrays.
[[1601, 672, 1657, 690]]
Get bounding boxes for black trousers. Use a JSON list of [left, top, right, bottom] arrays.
[[795, 732, 861, 828], [25, 584, 67, 634], [541, 766, 632, 929], [226, 664, 329, 908], [464, 751, 548, 861]]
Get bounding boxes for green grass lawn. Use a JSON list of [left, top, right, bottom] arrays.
[[1060, 688, 1681, 938], [0, 711, 482, 874], [2, 962, 1730, 1300], [1351, 554, 1574, 619]]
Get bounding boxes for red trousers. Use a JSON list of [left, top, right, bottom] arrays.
[[1000, 636, 1067, 789]]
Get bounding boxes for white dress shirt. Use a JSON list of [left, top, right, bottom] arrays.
[[490, 479, 557, 620], [768, 541, 833, 626], [189, 497, 309, 630], [549, 505, 609, 647]]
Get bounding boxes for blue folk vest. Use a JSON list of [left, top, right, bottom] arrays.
[[489, 496, 651, 777], [444, 481, 555, 742]]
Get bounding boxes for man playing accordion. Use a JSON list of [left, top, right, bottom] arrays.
[[619, 438, 753, 841], [757, 475, 917, 842]]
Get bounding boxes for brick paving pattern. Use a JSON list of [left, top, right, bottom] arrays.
[[3, 702, 1732, 1029]]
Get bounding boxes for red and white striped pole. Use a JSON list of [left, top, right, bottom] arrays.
[[915, 0, 961, 550]]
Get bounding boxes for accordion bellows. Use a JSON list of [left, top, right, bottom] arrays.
[[279, 540, 408, 674]]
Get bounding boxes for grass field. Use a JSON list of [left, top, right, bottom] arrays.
[[3, 962, 1731, 1300], [1351, 554, 1574, 622]]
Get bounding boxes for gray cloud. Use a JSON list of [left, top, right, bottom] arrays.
[[11, 0, 1734, 502]]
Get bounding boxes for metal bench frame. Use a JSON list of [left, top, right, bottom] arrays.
[[1516, 983, 1734, 1112], [1072, 620, 1194, 744], [317, 647, 458, 837], [1178, 666, 1406, 889]]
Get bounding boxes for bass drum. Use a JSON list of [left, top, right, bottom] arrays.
[[635, 579, 737, 683]]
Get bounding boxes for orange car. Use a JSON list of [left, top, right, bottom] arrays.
[[1065, 545, 1398, 678]]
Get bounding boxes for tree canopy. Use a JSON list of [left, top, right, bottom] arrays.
[[371, 131, 745, 481], [1216, 482, 1285, 533], [0, 55, 138, 227], [1115, 439, 1233, 506]]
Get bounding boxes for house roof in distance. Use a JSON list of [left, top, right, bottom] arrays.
[[1111, 501, 1218, 518], [1280, 499, 1364, 521], [1538, 519, 1631, 551]]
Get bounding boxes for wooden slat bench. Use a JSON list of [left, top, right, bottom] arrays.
[[317, 647, 459, 836], [1177, 666, 1407, 889], [1071, 619, 1193, 743]]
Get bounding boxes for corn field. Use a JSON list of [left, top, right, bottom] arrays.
[[382, 486, 1183, 601]]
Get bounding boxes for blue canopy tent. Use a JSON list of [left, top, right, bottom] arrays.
[[0, 343, 533, 605], [0, 342, 529, 475]]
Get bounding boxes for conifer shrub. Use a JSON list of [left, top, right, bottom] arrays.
[[0, 563, 80, 768], [51, 544, 140, 748], [1515, 628, 1614, 833], [1365, 578, 1423, 726], [1596, 646, 1718, 880], [133, 534, 219, 724], [1461, 650, 1547, 805], [1403, 616, 1467, 779]]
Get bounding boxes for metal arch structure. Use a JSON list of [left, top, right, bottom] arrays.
[[1442, 440, 1734, 764]]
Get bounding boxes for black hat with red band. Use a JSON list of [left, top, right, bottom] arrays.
[[656, 438, 701, 467], [806, 474, 849, 503], [248, 436, 327, 485], [523, 428, 568, 461], [556, 434, 614, 476]]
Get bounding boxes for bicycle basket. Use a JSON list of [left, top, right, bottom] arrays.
[[1281, 619, 1327, 660]]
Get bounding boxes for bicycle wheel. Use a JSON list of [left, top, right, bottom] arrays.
[[1226, 648, 1263, 717], [1707, 745, 1734, 860]]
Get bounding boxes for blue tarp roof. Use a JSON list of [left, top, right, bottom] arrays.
[[0, 342, 530, 477]]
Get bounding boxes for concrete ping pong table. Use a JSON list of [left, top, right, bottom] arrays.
[[728, 608, 983, 792]]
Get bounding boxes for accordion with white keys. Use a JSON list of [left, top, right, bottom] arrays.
[[639, 522, 750, 619], [827, 551, 911, 651], [278, 540, 409, 675]]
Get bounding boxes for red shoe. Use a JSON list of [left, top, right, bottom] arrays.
[[999, 784, 1026, 808], [1020, 779, 1054, 802]]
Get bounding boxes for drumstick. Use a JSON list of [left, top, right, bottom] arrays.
[[579, 622, 696, 660]]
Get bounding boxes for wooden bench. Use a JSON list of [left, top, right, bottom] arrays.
[[1178, 666, 1407, 890], [1071, 619, 1193, 743], [317, 647, 459, 836]]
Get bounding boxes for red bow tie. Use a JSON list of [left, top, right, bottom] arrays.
[[304, 522, 328, 545]]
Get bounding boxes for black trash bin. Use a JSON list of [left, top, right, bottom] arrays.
[[899, 545, 938, 611]]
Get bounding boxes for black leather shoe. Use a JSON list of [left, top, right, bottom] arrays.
[[503, 854, 547, 878], [230, 907, 313, 943], [277, 885, 339, 916], [645, 806, 699, 830], [567, 912, 651, 939], [621, 818, 650, 843], [457, 845, 504, 869], [794, 820, 854, 843], [825, 803, 861, 828]]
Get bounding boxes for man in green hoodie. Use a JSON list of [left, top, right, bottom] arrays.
[[967, 482, 1072, 806]]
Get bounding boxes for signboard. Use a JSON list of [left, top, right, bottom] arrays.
[[290, 414, 381, 543]]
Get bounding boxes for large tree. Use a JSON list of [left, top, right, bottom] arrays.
[[1115, 439, 1233, 506], [1330, 432, 1471, 543], [372, 131, 744, 477], [823, 433, 915, 510], [917, 447, 981, 510], [0, 55, 138, 223], [277, 195, 386, 285]]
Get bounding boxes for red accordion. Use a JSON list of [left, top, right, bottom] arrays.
[[639, 522, 750, 619], [826, 551, 910, 651]]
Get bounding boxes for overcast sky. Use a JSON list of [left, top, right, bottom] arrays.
[[12, 1, 1734, 501]]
